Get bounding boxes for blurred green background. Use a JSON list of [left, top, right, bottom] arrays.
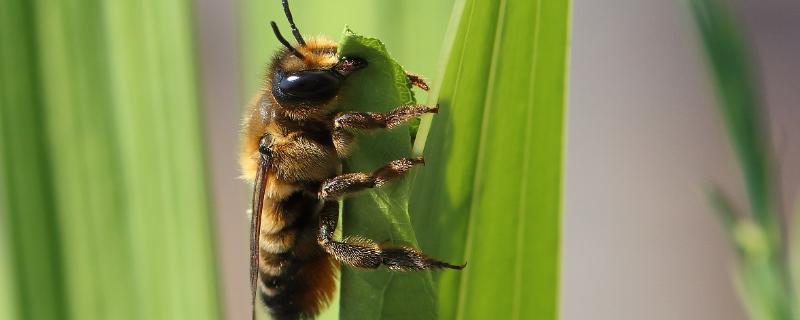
[[1, 0, 219, 319]]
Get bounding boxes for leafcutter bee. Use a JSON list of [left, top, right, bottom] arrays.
[[240, 1, 464, 319]]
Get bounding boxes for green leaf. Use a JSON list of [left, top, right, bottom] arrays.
[[706, 187, 742, 248], [689, 1, 794, 319], [793, 200, 800, 309], [0, 1, 68, 319], [1, 0, 221, 319], [103, 1, 221, 319], [410, 0, 570, 319], [734, 259, 793, 320], [0, 224, 17, 320], [689, 0, 777, 236], [337, 28, 438, 320]]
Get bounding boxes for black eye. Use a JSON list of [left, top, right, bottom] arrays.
[[274, 70, 341, 102]]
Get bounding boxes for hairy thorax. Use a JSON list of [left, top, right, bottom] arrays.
[[268, 120, 340, 184]]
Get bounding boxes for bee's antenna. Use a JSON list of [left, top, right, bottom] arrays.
[[281, 0, 306, 46], [271, 21, 305, 59]]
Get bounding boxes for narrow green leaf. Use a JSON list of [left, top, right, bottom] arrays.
[[12, 0, 222, 319], [104, 0, 221, 319], [734, 255, 794, 320], [690, 1, 795, 319], [793, 200, 800, 309], [734, 260, 792, 320], [34, 1, 138, 318], [706, 187, 743, 249], [734, 221, 770, 263], [0, 1, 68, 319], [0, 221, 17, 320], [689, 0, 776, 234], [337, 28, 438, 320], [410, 0, 570, 319]]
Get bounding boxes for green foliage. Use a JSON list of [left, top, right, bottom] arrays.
[[690, 0, 797, 319], [0, 2, 67, 319], [691, 0, 776, 235], [0, 0, 220, 319], [0, 227, 16, 320], [410, 0, 570, 319], [336, 28, 438, 320]]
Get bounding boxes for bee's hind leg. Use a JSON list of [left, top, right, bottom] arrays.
[[318, 157, 423, 200], [316, 201, 464, 270]]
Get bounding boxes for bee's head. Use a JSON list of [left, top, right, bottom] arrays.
[[268, 0, 366, 109]]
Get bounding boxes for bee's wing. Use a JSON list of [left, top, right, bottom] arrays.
[[250, 151, 270, 318]]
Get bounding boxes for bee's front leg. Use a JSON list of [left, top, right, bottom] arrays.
[[318, 157, 423, 200], [405, 72, 430, 91], [334, 104, 438, 130], [332, 104, 438, 156]]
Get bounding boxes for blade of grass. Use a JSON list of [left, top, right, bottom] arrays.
[[410, 0, 570, 319], [793, 200, 800, 309], [707, 187, 744, 247], [0, 1, 68, 319], [27, 0, 221, 318], [0, 222, 17, 320], [689, 0, 794, 319], [689, 0, 777, 237], [104, 0, 220, 319], [34, 0, 135, 318]]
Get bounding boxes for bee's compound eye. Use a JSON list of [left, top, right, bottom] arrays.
[[275, 70, 342, 102]]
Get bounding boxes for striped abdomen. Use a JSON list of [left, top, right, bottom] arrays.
[[258, 190, 338, 320]]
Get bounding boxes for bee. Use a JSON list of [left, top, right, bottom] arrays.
[[240, 1, 464, 319]]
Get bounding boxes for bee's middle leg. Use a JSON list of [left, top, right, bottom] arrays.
[[318, 157, 423, 200]]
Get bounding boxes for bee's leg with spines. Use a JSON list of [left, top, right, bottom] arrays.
[[316, 201, 464, 270], [405, 72, 430, 91], [334, 104, 438, 131], [332, 105, 438, 156], [318, 157, 423, 200]]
